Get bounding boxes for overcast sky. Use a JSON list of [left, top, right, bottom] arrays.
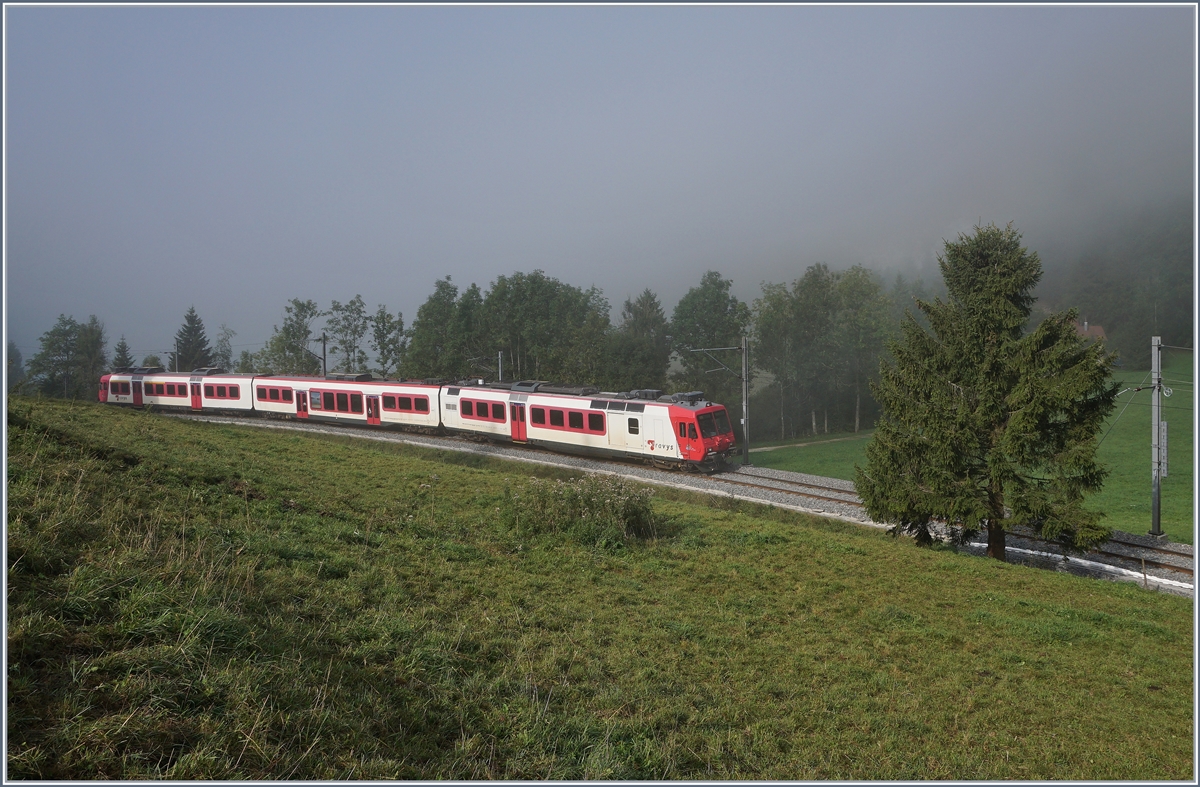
[[5, 4, 1195, 364]]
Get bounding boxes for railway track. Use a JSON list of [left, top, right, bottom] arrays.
[[168, 412, 1193, 594]]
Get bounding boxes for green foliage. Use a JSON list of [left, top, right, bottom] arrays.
[[169, 306, 213, 372], [604, 290, 672, 391], [753, 264, 891, 440], [8, 340, 26, 388], [671, 271, 750, 423], [326, 295, 370, 373], [212, 324, 236, 371], [857, 223, 1119, 558], [110, 336, 133, 369], [24, 314, 107, 399], [6, 398, 1193, 779], [255, 299, 323, 376], [403, 277, 463, 379], [369, 304, 406, 378], [141, 353, 162, 368], [502, 475, 660, 547]]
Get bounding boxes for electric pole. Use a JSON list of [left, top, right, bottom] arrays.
[[688, 338, 752, 466], [1150, 336, 1166, 539]]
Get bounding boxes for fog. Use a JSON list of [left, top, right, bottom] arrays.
[[5, 5, 1194, 364]]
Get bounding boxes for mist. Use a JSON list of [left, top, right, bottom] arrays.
[[5, 5, 1193, 365]]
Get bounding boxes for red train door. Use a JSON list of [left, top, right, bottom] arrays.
[[132, 381, 143, 407], [191, 383, 202, 410], [366, 395, 381, 426], [510, 403, 526, 442], [296, 391, 309, 419]]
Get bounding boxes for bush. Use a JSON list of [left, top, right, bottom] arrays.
[[503, 474, 659, 547]]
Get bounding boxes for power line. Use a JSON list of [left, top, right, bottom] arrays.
[[1096, 372, 1149, 449]]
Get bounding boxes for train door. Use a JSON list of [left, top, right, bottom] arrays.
[[510, 403, 526, 442], [191, 383, 202, 410], [366, 395, 381, 426], [132, 380, 143, 407], [296, 390, 309, 419]]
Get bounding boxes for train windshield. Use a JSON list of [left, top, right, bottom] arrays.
[[698, 412, 727, 438], [710, 410, 733, 435]]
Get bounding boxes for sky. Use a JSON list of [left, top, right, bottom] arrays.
[[4, 4, 1195, 365]]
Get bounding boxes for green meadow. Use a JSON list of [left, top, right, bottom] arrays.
[[7, 398, 1193, 779], [752, 353, 1195, 544]]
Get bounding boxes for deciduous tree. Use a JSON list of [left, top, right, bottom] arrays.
[[213, 324, 236, 371], [369, 305, 406, 378], [256, 299, 323, 376], [856, 223, 1118, 561], [326, 295, 370, 373]]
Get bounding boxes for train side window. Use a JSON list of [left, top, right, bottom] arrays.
[[269, 389, 280, 400], [415, 398, 428, 412], [688, 424, 698, 439], [257, 387, 267, 400], [217, 386, 227, 398], [399, 396, 412, 411], [628, 418, 639, 434], [350, 394, 363, 413], [121, 382, 130, 394], [204, 385, 215, 397], [336, 393, 349, 412], [531, 407, 545, 424], [568, 412, 583, 429], [383, 395, 396, 410], [230, 385, 239, 398], [110, 382, 119, 394], [588, 413, 604, 432], [280, 389, 289, 402], [461, 400, 473, 416], [310, 391, 322, 409], [323, 392, 335, 410], [550, 410, 564, 427], [492, 403, 505, 420]]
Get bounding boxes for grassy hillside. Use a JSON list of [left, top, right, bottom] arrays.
[[7, 398, 1193, 779], [752, 354, 1194, 544]]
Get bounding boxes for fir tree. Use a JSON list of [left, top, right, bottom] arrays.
[[856, 223, 1118, 561], [170, 307, 213, 372], [112, 335, 134, 369]]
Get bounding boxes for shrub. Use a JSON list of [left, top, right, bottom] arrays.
[[503, 474, 659, 547]]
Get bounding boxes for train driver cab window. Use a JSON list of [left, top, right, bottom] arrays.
[[678, 423, 687, 438], [628, 418, 639, 434], [491, 403, 505, 420], [688, 424, 698, 439], [550, 410, 564, 427], [531, 407, 545, 424]]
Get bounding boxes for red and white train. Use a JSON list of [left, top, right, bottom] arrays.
[[99, 367, 738, 472]]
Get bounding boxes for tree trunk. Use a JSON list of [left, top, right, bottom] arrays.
[[855, 389, 860, 433], [811, 410, 817, 436], [780, 383, 785, 440], [986, 521, 1006, 561], [824, 410, 828, 434]]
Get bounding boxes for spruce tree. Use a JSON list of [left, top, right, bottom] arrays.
[[112, 335, 134, 369], [170, 307, 213, 372], [856, 223, 1118, 561]]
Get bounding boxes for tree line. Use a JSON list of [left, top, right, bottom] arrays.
[[13, 267, 941, 442]]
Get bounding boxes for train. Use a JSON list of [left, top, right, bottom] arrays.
[[98, 367, 738, 472]]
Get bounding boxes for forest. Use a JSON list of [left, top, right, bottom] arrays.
[[14, 204, 1192, 444]]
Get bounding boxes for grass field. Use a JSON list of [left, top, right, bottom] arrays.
[[752, 353, 1195, 544], [7, 398, 1194, 779]]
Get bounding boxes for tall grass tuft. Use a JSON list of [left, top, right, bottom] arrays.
[[503, 474, 659, 547]]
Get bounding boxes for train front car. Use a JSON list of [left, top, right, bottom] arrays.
[[665, 392, 737, 472]]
